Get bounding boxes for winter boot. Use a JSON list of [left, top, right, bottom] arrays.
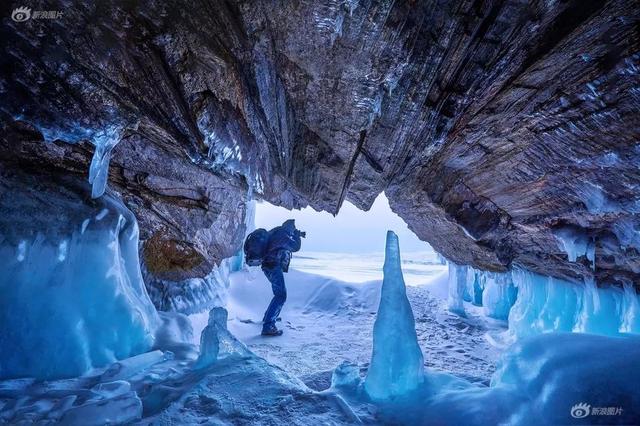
[[261, 325, 283, 336]]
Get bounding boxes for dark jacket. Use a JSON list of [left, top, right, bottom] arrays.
[[262, 219, 302, 272]]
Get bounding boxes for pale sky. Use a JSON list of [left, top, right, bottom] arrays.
[[254, 193, 433, 253]]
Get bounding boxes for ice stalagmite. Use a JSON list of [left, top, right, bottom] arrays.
[[364, 231, 424, 400], [196, 307, 249, 368]]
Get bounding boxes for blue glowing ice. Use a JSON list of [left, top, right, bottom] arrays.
[[508, 268, 640, 339], [0, 193, 159, 380], [364, 231, 424, 400], [481, 271, 517, 320], [465, 267, 484, 306], [88, 126, 122, 198], [447, 262, 467, 316], [196, 307, 249, 369]]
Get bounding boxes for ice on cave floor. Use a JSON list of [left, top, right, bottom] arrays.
[[196, 307, 250, 369], [0, 308, 353, 424], [365, 333, 640, 425], [0, 192, 159, 380], [331, 361, 361, 391], [329, 262, 640, 424], [59, 390, 142, 426], [508, 268, 640, 339], [101, 351, 167, 382], [364, 231, 424, 400], [447, 262, 467, 316]]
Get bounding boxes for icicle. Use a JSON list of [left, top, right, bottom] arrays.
[[88, 126, 122, 199], [465, 267, 484, 306], [621, 282, 640, 333], [447, 262, 467, 317], [481, 271, 517, 320], [509, 268, 638, 339]]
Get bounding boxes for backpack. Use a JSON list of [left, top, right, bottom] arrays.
[[243, 228, 270, 266]]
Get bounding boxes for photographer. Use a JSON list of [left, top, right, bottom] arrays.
[[259, 219, 305, 336]]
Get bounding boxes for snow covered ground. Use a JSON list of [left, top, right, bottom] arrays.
[[191, 252, 504, 388]]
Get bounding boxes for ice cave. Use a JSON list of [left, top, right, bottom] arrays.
[[1, 1, 640, 424]]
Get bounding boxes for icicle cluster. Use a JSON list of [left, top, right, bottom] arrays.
[[448, 263, 517, 320], [446, 262, 640, 339], [509, 268, 640, 338]]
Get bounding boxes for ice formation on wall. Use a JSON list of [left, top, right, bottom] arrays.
[[465, 267, 484, 306], [508, 268, 640, 339], [144, 260, 231, 314], [447, 262, 467, 316], [0, 192, 159, 380], [448, 261, 640, 335], [229, 199, 256, 272], [449, 264, 516, 320], [480, 271, 518, 320], [552, 226, 595, 267], [364, 231, 424, 400], [88, 126, 123, 199]]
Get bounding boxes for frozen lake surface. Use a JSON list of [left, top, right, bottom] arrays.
[[290, 250, 447, 286]]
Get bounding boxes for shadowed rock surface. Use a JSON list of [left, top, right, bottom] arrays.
[[1, 0, 639, 287]]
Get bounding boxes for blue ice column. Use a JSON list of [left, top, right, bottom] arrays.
[[447, 262, 467, 316], [481, 272, 518, 320], [364, 231, 424, 400], [465, 267, 484, 306]]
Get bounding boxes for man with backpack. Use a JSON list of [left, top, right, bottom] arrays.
[[244, 219, 306, 336]]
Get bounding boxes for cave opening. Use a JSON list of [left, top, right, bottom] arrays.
[[253, 192, 446, 285]]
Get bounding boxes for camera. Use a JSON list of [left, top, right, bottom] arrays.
[[297, 230, 307, 238]]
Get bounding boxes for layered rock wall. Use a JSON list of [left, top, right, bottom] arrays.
[[1, 0, 638, 286]]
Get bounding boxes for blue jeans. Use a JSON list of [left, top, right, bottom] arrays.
[[262, 265, 287, 330]]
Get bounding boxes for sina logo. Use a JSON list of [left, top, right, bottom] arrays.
[[570, 402, 591, 418], [11, 6, 31, 22]]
